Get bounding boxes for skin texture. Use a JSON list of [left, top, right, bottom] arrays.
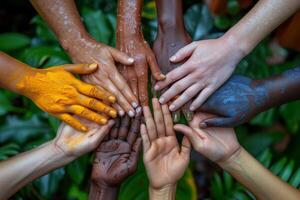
[[141, 98, 191, 200], [30, 0, 139, 117], [197, 67, 300, 127], [155, 0, 300, 112], [0, 52, 116, 132], [174, 113, 300, 200], [0, 120, 114, 200], [117, 0, 164, 106], [89, 116, 142, 200], [153, 0, 193, 122]]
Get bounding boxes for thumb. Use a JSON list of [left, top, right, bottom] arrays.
[[169, 42, 198, 63], [201, 117, 236, 128], [174, 124, 202, 150], [147, 54, 165, 81], [180, 136, 191, 157], [61, 63, 98, 75], [109, 47, 135, 65]]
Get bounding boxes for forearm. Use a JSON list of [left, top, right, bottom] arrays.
[[149, 185, 177, 200], [155, 0, 185, 32], [224, 0, 300, 55], [255, 66, 300, 111], [219, 148, 300, 200], [88, 182, 118, 200], [0, 142, 72, 199], [0, 52, 34, 93], [117, 0, 143, 40], [30, 0, 91, 51]]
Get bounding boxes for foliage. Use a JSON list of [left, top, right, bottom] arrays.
[[0, 0, 300, 199]]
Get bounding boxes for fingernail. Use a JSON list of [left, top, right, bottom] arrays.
[[159, 97, 165, 104], [100, 118, 108, 124], [81, 126, 88, 132], [136, 107, 142, 114], [199, 122, 207, 128], [190, 105, 195, 111], [154, 85, 160, 91], [108, 96, 116, 103], [109, 110, 117, 118], [170, 55, 176, 61], [89, 63, 98, 69], [128, 58, 134, 63], [132, 102, 138, 108], [128, 110, 135, 117], [169, 104, 175, 111], [119, 110, 125, 116]]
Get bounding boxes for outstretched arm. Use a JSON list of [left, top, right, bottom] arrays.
[[199, 66, 300, 127], [30, 0, 139, 116], [175, 113, 300, 200], [155, 0, 300, 112], [0, 120, 114, 199]]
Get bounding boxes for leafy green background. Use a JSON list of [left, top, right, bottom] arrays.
[[0, 0, 300, 199]]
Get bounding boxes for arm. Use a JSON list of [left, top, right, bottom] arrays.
[[117, 0, 164, 106], [89, 116, 142, 200], [153, 0, 193, 121], [155, 0, 300, 112], [0, 120, 114, 199], [175, 113, 300, 200], [141, 98, 191, 200], [0, 52, 116, 131], [198, 66, 300, 127], [30, 0, 138, 116]]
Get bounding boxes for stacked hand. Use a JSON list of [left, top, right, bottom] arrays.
[[17, 63, 117, 132]]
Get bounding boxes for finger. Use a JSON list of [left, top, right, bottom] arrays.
[[118, 115, 130, 140], [190, 87, 215, 111], [105, 79, 136, 117], [126, 66, 138, 98], [75, 81, 116, 103], [159, 74, 198, 105], [169, 83, 203, 112], [174, 124, 203, 150], [128, 137, 142, 172], [201, 117, 236, 128], [112, 103, 125, 117], [60, 63, 98, 74], [127, 116, 141, 145], [56, 113, 87, 132], [152, 98, 165, 137], [154, 64, 191, 92], [136, 59, 148, 106], [169, 42, 198, 63], [109, 47, 135, 65], [182, 102, 194, 122], [161, 104, 174, 136], [147, 53, 165, 80], [107, 65, 139, 108], [180, 136, 191, 157], [143, 106, 157, 141], [68, 105, 108, 125], [140, 124, 150, 152], [110, 117, 120, 139], [90, 120, 115, 147]]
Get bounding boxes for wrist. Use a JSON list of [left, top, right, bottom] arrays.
[[89, 181, 118, 200], [149, 184, 177, 200], [217, 147, 245, 172], [48, 141, 75, 166]]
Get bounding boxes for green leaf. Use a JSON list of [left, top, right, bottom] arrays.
[[279, 160, 294, 182], [31, 16, 57, 42], [0, 143, 20, 160], [214, 16, 232, 30], [289, 168, 300, 188], [227, 0, 240, 15], [184, 4, 213, 40], [211, 173, 224, 199], [68, 184, 88, 200], [0, 91, 14, 116], [270, 157, 288, 175], [280, 101, 300, 134], [66, 156, 89, 185], [0, 32, 30, 52], [250, 108, 276, 127]]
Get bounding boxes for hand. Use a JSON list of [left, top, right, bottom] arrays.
[[17, 64, 117, 132], [155, 36, 245, 112], [141, 98, 190, 189], [153, 26, 193, 121], [91, 116, 142, 187], [117, 29, 163, 107], [174, 112, 241, 164], [67, 37, 138, 117], [198, 75, 267, 127], [53, 119, 115, 159]]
